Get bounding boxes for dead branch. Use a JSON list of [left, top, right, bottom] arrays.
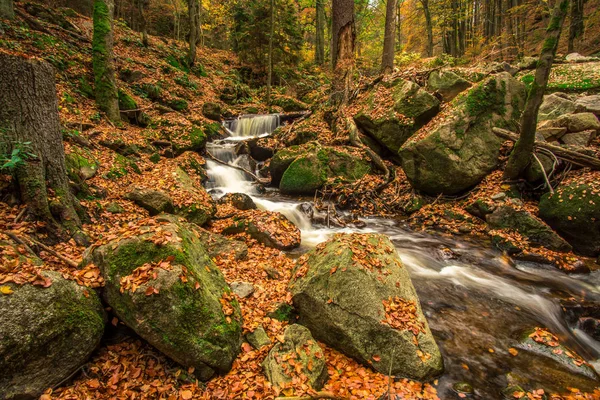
[[205, 149, 269, 185], [6, 230, 79, 268]]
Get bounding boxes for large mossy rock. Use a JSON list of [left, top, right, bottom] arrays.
[[289, 233, 443, 380], [85, 218, 243, 380], [427, 69, 472, 102], [539, 180, 600, 256], [172, 167, 216, 225], [0, 271, 105, 399], [354, 78, 440, 153], [486, 205, 572, 252], [271, 143, 371, 195], [400, 72, 526, 195], [221, 209, 301, 250], [263, 324, 328, 392]]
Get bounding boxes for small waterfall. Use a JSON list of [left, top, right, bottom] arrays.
[[224, 114, 280, 138]]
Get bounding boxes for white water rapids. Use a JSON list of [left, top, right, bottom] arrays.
[[205, 114, 600, 397]]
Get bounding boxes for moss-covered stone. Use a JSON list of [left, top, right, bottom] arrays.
[[539, 181, 600, 256], [427, 69, 472, 102], [167, 98, 188, 112], [85, 219, 243, 380], [272, 96, 309, 112], [289, 233, 443, 380], [172, 167, 215, 225], [0, 271, 105, 399], [280, 154, 325, 195]]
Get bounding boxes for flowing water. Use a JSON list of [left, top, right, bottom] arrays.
[[205, 115, 600, 399]]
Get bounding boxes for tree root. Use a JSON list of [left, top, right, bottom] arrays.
[[6, 230, 79, 268]]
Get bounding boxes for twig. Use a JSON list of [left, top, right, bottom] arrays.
[[7, 231, 79, 268], [14, 207, 27, 223], [532, 152, 555, 194]]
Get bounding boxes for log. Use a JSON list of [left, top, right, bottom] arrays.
[[492, 127, 600, 170]]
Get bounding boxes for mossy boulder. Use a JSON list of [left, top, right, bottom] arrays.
[[263, 324, 328, 392], [289, 233, 443, 380], [218, 192, 257, 211], [167, 98, 189, 112], [400, 72, 526, 195], [486, 205, 572, 252], [427, 69, 472, 102], [272, 96, 309, 112], [0, 271, 105, 399], [273, 143, 371, 196], [221, 210, 301, 250], [125, 187, 175, 215], [539, 181, 600, 256], [118, 89, 149, 127], [172, 167, 216, 225], [354, 78, 440, 153], [202, 102, 222, 121], [65, 148, 99, 183], [85, 218, 243, 379]]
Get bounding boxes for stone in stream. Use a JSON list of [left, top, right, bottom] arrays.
[[289, 233, 443, 380], [218, 192, 257, 210], [0, 270, 105, 399], [354, 78, 440, 154], [426, 69, 472, 102], [399, 72, 526, 195], [263, 324, 328, 391], [539, 178, 600, 257], [84, 217, 243, 380]]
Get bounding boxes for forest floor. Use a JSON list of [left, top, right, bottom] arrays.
[[1, 4, 600, 400]]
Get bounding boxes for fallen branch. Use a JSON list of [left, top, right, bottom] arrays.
[[7, 231, 79, 268], [492, 127, 600, 170], [205, 149, 269, 185]]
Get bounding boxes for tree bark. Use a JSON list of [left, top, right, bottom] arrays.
[[0, 53, 85, 243], [331, 0, 355, 106], [187, 0, 198, 65], [315, 0, 326, 65], [92, 0, 120, 123], [0, 0, 14, 19], [419, 0, 433, 57], [381, 0, 397, 74], [267, 0, 274, 109], [137, 0, 149, 46], [568, 0, 584, 53], [504, 0, 570, 180]]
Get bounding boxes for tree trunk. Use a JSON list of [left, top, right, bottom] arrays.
[[137, 0, 148, 46], [331, 0, 355, 106], [0, 0, 14, 19], [568, 0, 584, 53], [267, 0, 274, 109], [92, 0, 120, 123], [504, 0, 570, 180], [187, 0, 198, 65], [315, 0, 325, 65], [0, 54, 85, 243], [419, 0, 433, 57], [381, 0, 397, 74]]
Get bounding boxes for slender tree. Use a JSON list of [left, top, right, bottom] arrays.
[[266, 0, 274, 108], [0, 0, 14, 19], [315, 0, 326, 65], [568, 0, 584, 53], [504, 0, 570, 179], [137, 0, 149, 46], [0, 53, 85, 243], [331, 0, 355, 105], [419, 0, 433, 57], [382, 0, 398, 74], [92, 0, 120, 122], [187, 0, 199, 65]]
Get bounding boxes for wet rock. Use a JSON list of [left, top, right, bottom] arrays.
[[221, 210, 301, 250], [539, 181, 600, 256], [577, 317, 600, 341], [290, 233, 443, 380], [560, 130, 596, 147], [246, 327, 271, 349], [354, 78, 440, 154], [575, 95, 600, 117], [427, 70, 472, 102], [0, 271, 105, 399], [263, 324, 328, 391], [538, 93, 578, 121], [218, 192, 257, 210], [202, 102, 222, 121], [125, 187, 175, 215], [231, 282, 255, 298], [486, 205, 572, 252], [85, 218, 243, 380], [248, 138, 276, 162], [400, 73, 526, 195]]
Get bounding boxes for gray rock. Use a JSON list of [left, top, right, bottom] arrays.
[[536, 127, 568, 141], [560, 130, 597, 147], [538, 94, 577, 121], [575, 95, 600, 117], [125, 186, 174, 215], [231, 282, 255, 298], [106, 202, 126, 214], [0, 271, 105, 399], [540, 113, 600, 133], [565, 53, 599, 63], [84, 219, 243, 380], [491, 192, 507, 201], [263, 324, 328, 391], [427, 70, 472, 102], [221, 210, 301, 250], [290, 233, 443, 380], [246, 327, 271, 349]]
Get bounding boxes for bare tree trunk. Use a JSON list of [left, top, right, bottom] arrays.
[[568, 0, 584, 53], [331, 0, 355, 105], [187, 0, 198, 65], [0, 54, 86, 244], [315, 0, 325, 65], [267, 0, 274, 109], [137, 0, 149, 46], [0, 0, 14, 19], [504, 0, 570, 180], [382, 0, 397, 74], [419, 0, 433, 57], [92, 0, 120, 122]]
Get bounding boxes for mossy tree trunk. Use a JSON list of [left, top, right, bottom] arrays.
[[137, 0, 149, 46], [568, 0, 584, 53], [0, 53, 86, 244], [92, 0, 120, 122], [381, 0, 397, 74], [266, 0, 274, 109], [419, 0, 433, 57], [504, 0, 570, 180], [331, 0, 355, 106], [0, 0, 14, 19], [315, 0, 325, 65], [187, 0, 199, 65]]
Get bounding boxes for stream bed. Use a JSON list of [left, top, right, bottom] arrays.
[[206, 115, 600, 399]]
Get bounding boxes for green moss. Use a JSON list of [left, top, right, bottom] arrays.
[[149, 153, 161, 163], [280, 155, 325, 195], [108, 239, 187, 277], [464, 78, 506, 117], [541, 37, 558, 53], [166, 54, 190, 73], [175, 74, 198, 91], [189, 127, 207, 149], [92, 0, 119, 118], [118, 89, 137, 111], [78, 76, 95, 99], [167, 98, 189, 112]]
